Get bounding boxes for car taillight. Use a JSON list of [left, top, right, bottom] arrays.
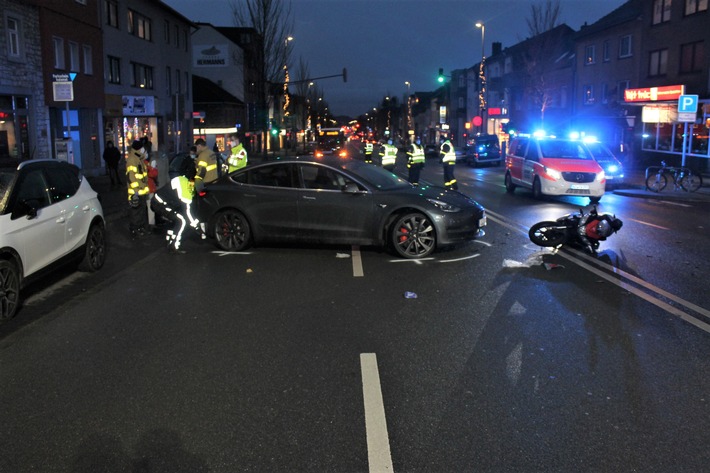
[[315, 151, 324, 158], [339, 150, 347, 158], [197, 190, 207, 197]]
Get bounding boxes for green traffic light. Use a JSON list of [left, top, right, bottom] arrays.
[[437, 76, 445, 83]]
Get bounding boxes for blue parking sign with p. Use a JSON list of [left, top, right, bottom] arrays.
[[678, 94, 699, 113]]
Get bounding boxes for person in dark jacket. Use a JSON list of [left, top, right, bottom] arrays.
[[103, 140, 122, 187]]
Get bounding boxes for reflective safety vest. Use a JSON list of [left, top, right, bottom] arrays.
[[126, 150, 149, 198], [196, 149, 219, 184], [228, 143, 247, 173], [172, 175, 194, 204], [380, 144, 397, 166], [407, 144, 425, 166], [364, 142, 373, 153], [440, 140, 456, 164]]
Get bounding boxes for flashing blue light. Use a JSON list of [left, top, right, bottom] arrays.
[[569, 131, 580, 140], [607, 164, 619, 173], [582, 136, 598, 143], [533, 130, 547, 138]]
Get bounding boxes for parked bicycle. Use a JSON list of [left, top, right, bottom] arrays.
[[645, 161, 703, 193]]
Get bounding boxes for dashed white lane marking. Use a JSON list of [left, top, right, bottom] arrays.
[[352, 245, 364, 277], [360, 353, 394, 473]]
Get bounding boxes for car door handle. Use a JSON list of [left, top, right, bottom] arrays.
[[82, 205, 91, 212], [56, 216, 66, 224], [302, 195, 316, 200]]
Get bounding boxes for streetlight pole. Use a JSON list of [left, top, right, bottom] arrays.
[[476, 22, 486, 134], [405, 81, 412, 138]]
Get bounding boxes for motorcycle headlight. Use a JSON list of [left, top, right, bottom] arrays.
[[427, 198, 460, 212], [544, 166, 562, 180]]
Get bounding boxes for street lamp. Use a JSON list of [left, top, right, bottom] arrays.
[[475, 22, 486, 133], [404, 81, 412, 135]]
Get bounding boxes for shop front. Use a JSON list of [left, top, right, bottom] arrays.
[[0, 94, 31, 161]]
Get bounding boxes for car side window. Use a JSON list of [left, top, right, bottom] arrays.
[[13, 169, 51, 218], [239, 164, 295, 188], [301, 164, 350, 191], [524, 141, 539, 162], [46, 167, 80, 203]]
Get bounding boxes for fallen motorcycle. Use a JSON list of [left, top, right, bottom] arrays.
[[528, 206, 623, 254]]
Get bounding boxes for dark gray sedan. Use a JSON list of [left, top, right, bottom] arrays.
[[193, 157, 486, 258]]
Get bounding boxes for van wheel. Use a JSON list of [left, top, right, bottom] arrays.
[[532, 177, 543, 199], [590, 196, 601, 204], [504, 172, 516, 193]]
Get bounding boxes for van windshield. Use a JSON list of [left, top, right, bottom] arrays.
[[539, 140, 591, 160]]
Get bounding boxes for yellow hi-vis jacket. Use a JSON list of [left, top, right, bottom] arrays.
[[440, 140, 456, 164], [407, 143, 425, 167], [380, 144, 397, 167], [126, 150, 149, 199], [228, 143, 247, 173]]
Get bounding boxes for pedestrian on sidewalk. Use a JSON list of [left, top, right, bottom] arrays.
[[103, 140, 122, 187]]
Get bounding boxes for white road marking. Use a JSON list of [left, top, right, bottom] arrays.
[[439, 254, 481, 263], [211, 251, 253, 256], [625, 218, 669, 230], [352, 246, 364, 277], [389, 258, 434, 264], [360, 353, 394, 473]]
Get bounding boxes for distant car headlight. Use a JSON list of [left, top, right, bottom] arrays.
[[427, 198, 460, 212], [607, 164, 619, 173]]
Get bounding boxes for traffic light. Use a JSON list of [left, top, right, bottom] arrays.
[[437, 68, 445, 83], [270, 126, 279, 136]]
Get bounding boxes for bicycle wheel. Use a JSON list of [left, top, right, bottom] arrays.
[[645, 172, 667, 192], [680, 172, 703, 192]]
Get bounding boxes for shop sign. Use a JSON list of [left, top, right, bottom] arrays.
[[122, 96, 155, 116], [194, 44, 228, 67], [624, 84, 685, 103]]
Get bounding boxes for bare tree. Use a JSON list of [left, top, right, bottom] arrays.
[[230, 0, 294, 155], [522, 0, 565, 126], [526, 0, 561, 36]]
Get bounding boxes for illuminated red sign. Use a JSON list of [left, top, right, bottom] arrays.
[[624, 85, 685, 102], [487, 108, 502, 116]]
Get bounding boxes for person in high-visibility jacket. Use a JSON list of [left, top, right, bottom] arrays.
[[440, 136, 458, 190], [227, 133, 248, 173], [379, 139, 398, 172], [194, 137, 219, 192], [153, 158, 203, 253], [126, 140, 150, 238], [363, 140, 374, 163], [406, 137, 426, 185]]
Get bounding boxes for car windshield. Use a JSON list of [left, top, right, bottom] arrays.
[[340, 161, 411, 190], [539, 140, 591, 160], [584, 142, 615, 159]]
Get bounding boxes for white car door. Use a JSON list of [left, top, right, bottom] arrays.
[[46, 166, 94, 253], [7, 168, 67, 278]]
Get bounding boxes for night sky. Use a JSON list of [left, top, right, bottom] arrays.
[[164, 0, 628, 117]]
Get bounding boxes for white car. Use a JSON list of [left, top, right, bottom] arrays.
[[0, 159, 107, 322]]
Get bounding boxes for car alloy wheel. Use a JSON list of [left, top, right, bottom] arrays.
[[391, 212, 436, 258], [79, 223, 107, 272], [214, 209, 252, 252], [0, 260, 20, 322]]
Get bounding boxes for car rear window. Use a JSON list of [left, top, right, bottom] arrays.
[[539, 140, 591, 160]]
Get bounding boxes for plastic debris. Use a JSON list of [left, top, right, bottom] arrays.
[[404, 291, 418, 299], [543, 263, 565, 270]]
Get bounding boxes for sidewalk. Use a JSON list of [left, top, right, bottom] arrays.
[[611, 166, 710, 203]]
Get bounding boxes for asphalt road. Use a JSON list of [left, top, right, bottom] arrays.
[[2, 148, 710, 472]]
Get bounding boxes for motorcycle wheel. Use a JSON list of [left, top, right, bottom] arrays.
[[528, 221, 567, 247]]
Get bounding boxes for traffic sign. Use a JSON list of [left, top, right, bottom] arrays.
[[678, 94, 698, 113], [52, 81, 74, 101]]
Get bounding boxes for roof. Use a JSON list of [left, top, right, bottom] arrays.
[[192, 75, 243, 104], [575, 0, 644, 39]]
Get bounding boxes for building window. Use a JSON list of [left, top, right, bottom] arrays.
[[166, 66, 172, 95], [108, 55, 121, 84], [601, 83, 609, 104], [69, 41, 80, 72], [53, 36, 65, 69], [185, 71, 189, 99], [131, 62, 154, 89], [176, 69, 181, 94], [504, 57, 512, 74], [6, 16, 22, 59], [653, 0, 672, 24], [617, 80, 630, 101], [619, 35, 632, 58], [184, 30, 189, 52], [127, 9, 152, 41], [584, 45, 596, 65], [603, 40, 610, 62], [164, 20, 170, 43], [649, 49, 668, 76], [174, 25, 180, 48], [105, 0, 118, 28], [583, 85, 594, 104], [685, 0, 708, 15], [680, 41, 704, 73], [83, 45, 93, 74]]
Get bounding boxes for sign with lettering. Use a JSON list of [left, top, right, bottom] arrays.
[[194, 44, 229, 67], [624, 84, 685, 102]]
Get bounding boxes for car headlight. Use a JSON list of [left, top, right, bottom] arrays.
[[427, 198, 460, 212], [596, 170, 606, 182], [543, 166, 562, 180]]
